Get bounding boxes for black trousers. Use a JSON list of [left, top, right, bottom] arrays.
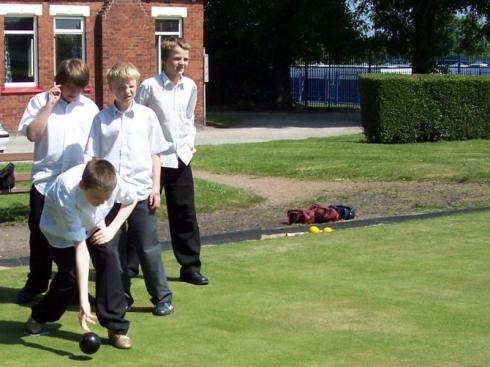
[[31, 208, 129, 333], [24, 186, 53, 294], [161, 160, 202, 275]]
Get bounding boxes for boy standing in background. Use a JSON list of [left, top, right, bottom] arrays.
[[135, 37, 208, 286], [85, 62, 173, 316]]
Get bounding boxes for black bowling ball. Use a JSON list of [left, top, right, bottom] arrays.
[[79, 332, 101, 354]]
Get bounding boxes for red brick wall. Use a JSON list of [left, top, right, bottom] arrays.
[[0, 0, 204, 133]]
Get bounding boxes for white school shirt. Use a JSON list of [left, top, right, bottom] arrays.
[[40, 164, 136, 249], [18, 92, 99, 195], [135, 72, 197, 168], [85, 102, 168, 201]]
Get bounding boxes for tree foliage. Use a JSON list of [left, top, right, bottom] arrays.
[[204, 0, 360, 107], [352, 0, 490, 73]]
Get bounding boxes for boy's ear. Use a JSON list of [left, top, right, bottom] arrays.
[[79, 180, 86, 190]]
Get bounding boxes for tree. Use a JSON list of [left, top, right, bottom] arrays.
[[204, 0, 360, 107], [352, 0, 490, 73], [454, 13, 490, 56]]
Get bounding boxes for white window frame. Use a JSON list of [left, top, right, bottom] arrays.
[[152, 6, 187, 73], [50, 5, 89, 75], [154, 18, 183, 73], [53, 16, 85, 74], [3, 16, 38, 87], [49, 5, 90, 17]]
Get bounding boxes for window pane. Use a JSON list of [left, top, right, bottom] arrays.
[[55, 34, 83, 69], [4, 34, 34, 82], [155, 19, 179, 33], [5, 17, 34, 31], [55, 18, 82, 31]]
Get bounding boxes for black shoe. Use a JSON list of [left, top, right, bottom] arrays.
[[16, 288, 37, 304], [153, 301, 174, 316], [180, 271, 209, 286], [25, 316, 46, 335]]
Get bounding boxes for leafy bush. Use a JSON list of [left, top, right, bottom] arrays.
[[360, 74, 490, 143]]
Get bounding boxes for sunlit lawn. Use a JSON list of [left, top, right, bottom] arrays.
[[194, 134, 490, 183], [1, 211, 489, 366]]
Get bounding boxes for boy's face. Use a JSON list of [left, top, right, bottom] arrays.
[[110, 79, 137, 110], [163, 45, 189, 80], [61, 82, 83, 103], [82, 187, 112, 207]]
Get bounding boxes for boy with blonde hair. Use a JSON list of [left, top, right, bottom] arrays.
[[85, 62, 173, 316], [17, 58, 99, 304], [25, 159, 136, 349], [135, 37, 208, 286]]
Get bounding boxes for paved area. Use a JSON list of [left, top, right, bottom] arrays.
[[2, 111, 362, 153]]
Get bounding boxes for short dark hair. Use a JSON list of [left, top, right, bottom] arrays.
[[55, 58, 89, 88], [161, 37, 190, 61], [81, 159, 117, 193]]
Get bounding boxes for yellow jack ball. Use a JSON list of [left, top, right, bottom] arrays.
[[323, 227, 333, 233], [308, 225, 321, 233]]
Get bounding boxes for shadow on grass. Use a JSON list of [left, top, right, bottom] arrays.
[[0, 286, 31, 306], [0, 320, 94, 360]]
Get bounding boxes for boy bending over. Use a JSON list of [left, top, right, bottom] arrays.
[[25, 159, 137, 350]]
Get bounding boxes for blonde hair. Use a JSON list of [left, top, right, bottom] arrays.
[[106, 62, 141, 87], [55, 58, 89, 88], [161, 37, 190, 61], [81, 159, 117, 193]]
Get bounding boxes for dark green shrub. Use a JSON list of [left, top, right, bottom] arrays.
[[360, 74, 490, 143]]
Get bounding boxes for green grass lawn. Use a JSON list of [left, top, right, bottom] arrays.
[[193, 134, 490, 183], [1, 211, 489, 366]]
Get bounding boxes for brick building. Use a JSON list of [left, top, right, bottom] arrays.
[[0, 0, 204, 133]]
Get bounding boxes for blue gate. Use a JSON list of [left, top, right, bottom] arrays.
[[291, 56, 490, 109]]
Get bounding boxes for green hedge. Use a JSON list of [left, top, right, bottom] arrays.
[[359, 73, 490, 143]]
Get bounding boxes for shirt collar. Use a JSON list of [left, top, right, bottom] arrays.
[[112, 100, 135, 118], [60, 94, 81, 105], [160, 71, 184, 89]]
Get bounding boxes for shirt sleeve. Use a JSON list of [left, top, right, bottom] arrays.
[[79, 100, 100, 138], [135, 82, 149, 106], [148, 110, 170, 155], [184, 82, 198, 146], [114, 175, 137, 205], [84, 113, 102, 158], [17, 93, 46, 135]]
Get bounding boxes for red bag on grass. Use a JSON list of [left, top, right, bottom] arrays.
[[309, 204, 340, 223], [287, 204, 340, 224], [287, 208, 316, 224]]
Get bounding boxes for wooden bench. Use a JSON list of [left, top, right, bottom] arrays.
[[0, 152, 33, 195]]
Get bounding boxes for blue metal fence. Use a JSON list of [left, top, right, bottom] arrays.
[[291, 56, 490, 108]]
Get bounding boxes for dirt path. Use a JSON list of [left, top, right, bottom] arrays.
[[193, 170, 335, 205]]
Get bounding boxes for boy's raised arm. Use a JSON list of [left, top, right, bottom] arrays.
[[26, 83, 62, 142]]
